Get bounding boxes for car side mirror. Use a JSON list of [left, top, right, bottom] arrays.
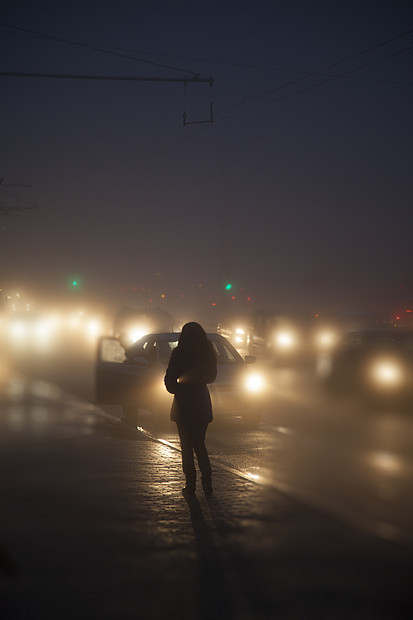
[[245, 355, 256, 364]]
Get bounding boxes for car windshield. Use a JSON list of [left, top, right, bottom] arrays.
[[157, 334, 242, 365], [210, 337, 240, 363], [158, 338, 178, 364]]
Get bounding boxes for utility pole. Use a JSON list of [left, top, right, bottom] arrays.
[[219, 149, 231, 321]]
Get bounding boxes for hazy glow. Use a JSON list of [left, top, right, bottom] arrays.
[[34, 320, 51, 339], [68, 315, 81, 329], [86, 319, 101, 339], [316, 330, 338, 349], [245, 373, 264, 392], [128, 325, 150, 343], [275, 330, 296, 349], [7, 316, 55, 350], [246, 472, 261, 481], [369, 358, 404, 387], [10, 320, 26, 340], [369, 450, 403, 474]]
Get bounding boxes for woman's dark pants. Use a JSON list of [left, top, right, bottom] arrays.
[[176, 420, 212, 490]]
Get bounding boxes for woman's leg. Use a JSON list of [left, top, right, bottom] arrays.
[[192, 423, 212, 492], [176, 422, 196, 490]]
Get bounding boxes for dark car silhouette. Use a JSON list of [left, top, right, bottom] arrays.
[[96, 332, 265, 428], [317, 328, 413, 404]]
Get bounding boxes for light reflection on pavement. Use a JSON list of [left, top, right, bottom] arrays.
[[2, 355, 413, 547], [141, 364, 413, 547]]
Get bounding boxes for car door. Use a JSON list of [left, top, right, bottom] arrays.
[[95, 335, 153, 406]]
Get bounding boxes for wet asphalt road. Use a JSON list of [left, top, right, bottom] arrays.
[[2, 341, 413, 618], [7, 340, 413, 546]]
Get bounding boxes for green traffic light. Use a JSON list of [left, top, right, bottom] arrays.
[[225, 283, 232, 290], [72, 280, 78, 287]]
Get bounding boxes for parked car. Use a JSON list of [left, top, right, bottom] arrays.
[[95, 332, 265, 428], [317, 328, 413, 404]]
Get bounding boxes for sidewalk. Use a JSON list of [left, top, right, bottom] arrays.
[[0, 372, 412, 619]]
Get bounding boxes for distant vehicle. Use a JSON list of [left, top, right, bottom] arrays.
[[317, 328, 413, 404], [113, 307, 174, 346], [247, 309, 325, 364], [0, 311, 57, 353], [217, 315, 250, 350], [96, 332, 265, 428], [323, 311, 383, 333], [247, 309, 384, 365]]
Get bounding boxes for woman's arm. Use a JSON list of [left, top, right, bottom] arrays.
[[205, 356, 217, 384], [164, 351, 180, 394]]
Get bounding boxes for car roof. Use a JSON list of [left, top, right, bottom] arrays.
[[140, 332, 226, 340], [125, 331, 245, 363], [342, 328, 413, 341]]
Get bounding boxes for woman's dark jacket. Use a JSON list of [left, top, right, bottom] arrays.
[[164, 345, 217, 423]]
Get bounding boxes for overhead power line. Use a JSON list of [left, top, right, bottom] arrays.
[[104, 26, 413, 75], [0, 70, 215, 125], [213, 38, 413, 123], [0, 21, 200, 76], [0, 71, 213, 83]]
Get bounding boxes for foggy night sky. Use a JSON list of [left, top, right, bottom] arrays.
[[1, 1, 413, 316]]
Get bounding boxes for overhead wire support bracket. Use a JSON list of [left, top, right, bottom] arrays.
[[0, 71, 213, 84], [183, 76, 214, 126], [0, 71, 215, 126]]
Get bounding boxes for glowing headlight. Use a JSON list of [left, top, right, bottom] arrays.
[[68, 316, 81, 330], [234, 327, 246, 345], [275, 331, 296, 349], [10, 322, 26, 340], [34, 320, 51, 340], [369, 358, 404, 388], [316, 330, 337, 349], [86, 319, 101, 339], [245, 374, 264, 392], [128, 325, 149, 343]]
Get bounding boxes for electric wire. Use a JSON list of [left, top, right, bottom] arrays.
[[103, 27, 413, 75], [2, 21, 412, 176], [59, 34, 413, 176], [213, 43, 413, 123], [2, 21, 412, 87], [105, 49, 413, 87], [0, 71, 211, 83], [0, 21, 199, 76]]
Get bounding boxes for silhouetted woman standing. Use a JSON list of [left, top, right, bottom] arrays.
[[164, 322, 217, 496]]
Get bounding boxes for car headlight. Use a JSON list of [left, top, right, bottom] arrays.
[[85, 319, 101, 339], [245, 374, 264, 392], [34, 320, 52, 340], [128, 325, 150, 343], [10, 321, 27, 340], [275, 330, 296, 349], [231, 327, 246, 345], [368, 358, 405, 388]]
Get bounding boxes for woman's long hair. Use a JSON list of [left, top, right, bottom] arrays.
[[178, 322, 215, 358]]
